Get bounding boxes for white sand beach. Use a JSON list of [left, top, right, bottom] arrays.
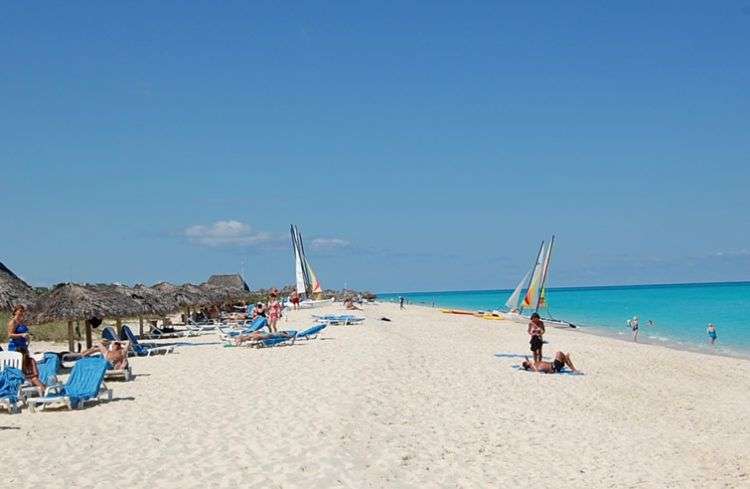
[[3, 302, 749, 488]]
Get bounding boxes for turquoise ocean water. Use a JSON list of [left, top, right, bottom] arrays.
[[380, 282, 750, 358]]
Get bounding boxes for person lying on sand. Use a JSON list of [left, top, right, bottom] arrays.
[[521, 351, 578, 374], [82, 340, 129, 370], [234, 330, 292, 346], [344, 298, 362, 310]]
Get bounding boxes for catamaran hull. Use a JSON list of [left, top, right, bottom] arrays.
[[497, 311, 576, 329], [285, 298, 335, 309]]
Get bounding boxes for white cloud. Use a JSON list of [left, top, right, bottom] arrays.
[[310, 238, 350, 250], [184, 220, 274, 247]]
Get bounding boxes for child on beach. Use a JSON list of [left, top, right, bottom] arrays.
[[528, 313, 545, 363], [707, 323, 717, 345]]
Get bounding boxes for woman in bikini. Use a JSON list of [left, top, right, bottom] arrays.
[[267, 291, 282, 333]]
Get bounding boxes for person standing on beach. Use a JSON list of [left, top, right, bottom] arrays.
[[528, 313, 545, 363], [267, 291, 282, 333], [707, 323, 717, 345], [6, 305, 30, 352], [399, 296, 405, 309], [627, 316, 640, 342], [290, 290, 300, 310]]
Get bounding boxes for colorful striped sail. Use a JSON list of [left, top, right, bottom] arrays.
[[536, 235, 555, 310], [522, 242, 546, 309]]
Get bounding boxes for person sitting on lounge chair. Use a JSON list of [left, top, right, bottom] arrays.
[[520, 351, 579, 374], [82, 340, 129, 370], [17, 347, 45, 395]]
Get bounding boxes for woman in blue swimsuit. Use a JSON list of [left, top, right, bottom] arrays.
[[7, 304, 30, 351]]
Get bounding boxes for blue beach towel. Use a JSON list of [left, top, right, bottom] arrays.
[[37, 353, 61, 385], [0, 367, 25, 404]]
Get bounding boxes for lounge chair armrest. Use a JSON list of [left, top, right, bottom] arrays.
[[43, 384, 64, 396]]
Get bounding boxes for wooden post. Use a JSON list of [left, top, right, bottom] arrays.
[[85, 319, 93, 349], [67, 320, 75, 352], [139, 316, 144, 337], [115, 318, 122, 337]]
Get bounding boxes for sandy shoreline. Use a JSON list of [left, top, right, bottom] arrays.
[[3, 302, 749, 488]]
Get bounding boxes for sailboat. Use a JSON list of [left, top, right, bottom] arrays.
[[501, 235, 576, 328], [288, 225, 334, 309]]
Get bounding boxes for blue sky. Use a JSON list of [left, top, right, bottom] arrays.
[[2, 2, 749, 292]]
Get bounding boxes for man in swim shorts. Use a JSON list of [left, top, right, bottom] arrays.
[[521, 351, 578, 374]]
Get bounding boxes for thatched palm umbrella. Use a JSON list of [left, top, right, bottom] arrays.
[[96, 283, 179, 337], [0, 261, 36, 311], [31, 283, 146, 351], [150, 282, 208, 323], [152, 282, 205, 308]]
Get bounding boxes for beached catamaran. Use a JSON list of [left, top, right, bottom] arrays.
[[288, 225, 334, 309], [502, 235, 576, 328]]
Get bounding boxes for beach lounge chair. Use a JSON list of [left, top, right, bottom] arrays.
[[312, 315, 364, 325], [0, 351, 23, 371], [143, 326, 191, 339], [121, 325, 174, 357], [27, 357, 112, 412], [186, 318, 218, 334], [295, 323, 327, 340], [254, 330, 297, 348], [219, 317, 267, 342], [0, 367, 25, 413]]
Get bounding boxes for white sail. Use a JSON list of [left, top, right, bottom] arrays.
[[291, 226, 306, 295], [505, 269, 531, 311]]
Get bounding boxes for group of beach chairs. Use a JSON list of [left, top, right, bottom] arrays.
[[218, 316, 329, 348], [0, 322, 183, 414], [0, 352, 112, 413], [1, 312, 364, 413]]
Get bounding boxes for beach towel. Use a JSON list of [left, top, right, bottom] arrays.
[[0, 367, 25, 404], [37, 353, 61, 385]]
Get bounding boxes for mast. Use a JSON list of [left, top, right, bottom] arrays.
[[520, 240, 545, 313], [535, 235, 555, 313]]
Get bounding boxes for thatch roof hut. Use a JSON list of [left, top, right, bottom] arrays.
[[151, 282, 207, 308], [30, 283, 148, 351], [207, 274, 249, 291], [0, 261, 36, 311]]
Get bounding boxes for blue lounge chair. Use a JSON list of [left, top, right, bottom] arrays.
[[102, 326, 119, 343], [312, 315, 364, 325], [121, 325, 174, 357], [0, 367, 25, 413], [27, 357, 112, 412], [295, 323, 327, 340], [256, 330, 297, 348], [219, 317, 268, 342]]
